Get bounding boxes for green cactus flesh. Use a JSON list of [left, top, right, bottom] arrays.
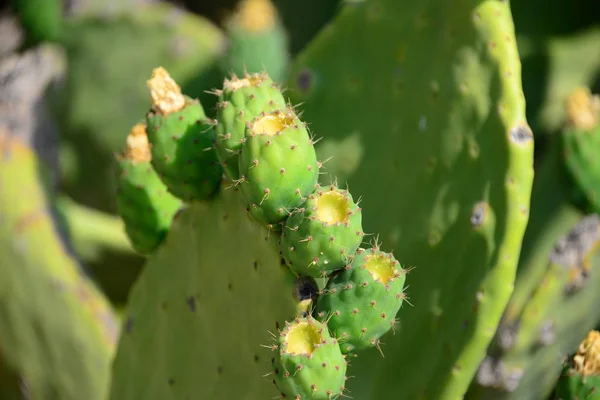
[[215, 72, 287, 180], [239, 108, 319, 225], [286, 0, 534, 398], [281, 184, 364, 278], [116, 123, 183, 255], [220, 0, 290, 83], [145, 68, 223, 202], [0, 133, 118, 400], [561, 88, 600, 213], [271, 316, 347, 400], [315, 247, 406, 354], [109, 188, 302, 400]]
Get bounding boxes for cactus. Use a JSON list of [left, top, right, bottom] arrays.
[[561, 87, 600, 213], [220, 0, 290, 82], [271, 316, 348, 400], [145, 67, 223, 202], [285, 0, 534, 398], [239, 107, 319, 225], [115, 123, 183, 254], [554, 330, 600, 400], [0, 132, 118, 400], [280, 184, 364, 278], [315, 247, 407, 354], [214, 72, 287, 180]]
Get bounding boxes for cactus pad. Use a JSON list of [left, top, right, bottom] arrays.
[[281, 184, 364, 278], [215, 72, 287, 180], [286, 0, 534, 397], [145, 67, 223, 202], [0, 132, 117, 400], [109, 188, 301, 399], [315, 247, 407, 354], [271, 316, 348, 400], [116, 123, 183, 254], [239, 108, 319, 225]]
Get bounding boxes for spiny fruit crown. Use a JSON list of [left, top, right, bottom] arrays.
[[314, 189, 351, 225], [565, 87, 600, 131], [574, 330, 600, 377], [147, 67, 186, 115], [362, 251, 402, 285], [223, 71, 269, 92], [234, 0, 277, 32], [125, 123, 151, 163], [283, 320, 323, 356], [249, 109, 296, 136]]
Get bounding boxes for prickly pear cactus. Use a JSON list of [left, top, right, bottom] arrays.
[[554, 330, 600, 400], [286, 0, 534, 398], [220, 0, 289, 82], [0, 132, 118, 400], [115, 123, 182, 254]]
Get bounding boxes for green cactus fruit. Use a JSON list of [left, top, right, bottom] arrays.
[[315, 247, 407, 354], [220, 0, 290, 83], [561, 87, 600, 213], [271, 316, 348, 400], [116, 123, 183, 255], [555, 330, 600, 400], [281, 184, 364, 278], [239, 108, 319, 226], [145, 67, 223, 202], [0, 132, 118, 400], [214, 72, 287, 180]]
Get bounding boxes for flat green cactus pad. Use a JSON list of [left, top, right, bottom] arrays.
[[0, 133, 118, 400], [109, 188, 299, 399], [286, 1, 534, 398]]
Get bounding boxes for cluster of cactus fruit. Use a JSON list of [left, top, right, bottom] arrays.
[[115, 67, 408, 399]]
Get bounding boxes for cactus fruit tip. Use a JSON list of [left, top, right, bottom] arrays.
[[314, 189, 351, 225], [565, 87, 600, 131], [125, 123, 151, 163], [573, 330, 600, 377], [223, 72, 268, 92], [364, 252, 401, 284], [283, 320, 322, 355], [147, 67, 186, 115], [235, 0, 276, 32], [250, 110, 295, 136]]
